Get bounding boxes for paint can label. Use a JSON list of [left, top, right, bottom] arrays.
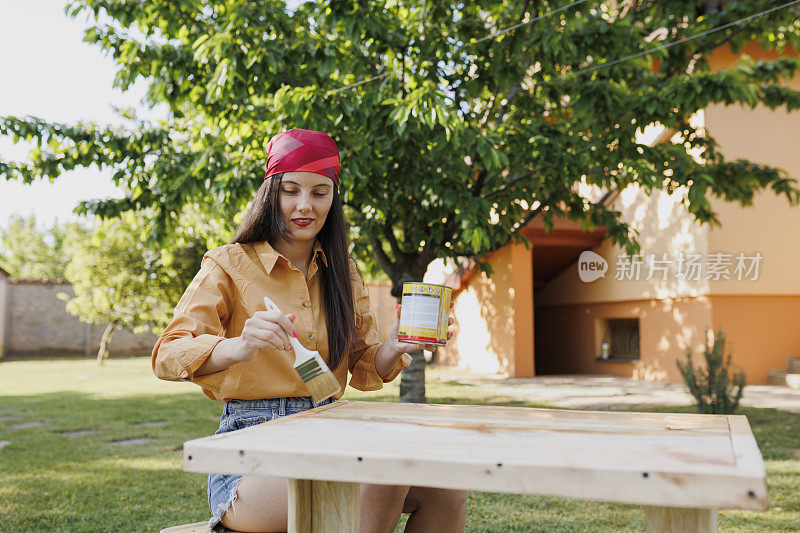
[[397, 282, 451, 345]]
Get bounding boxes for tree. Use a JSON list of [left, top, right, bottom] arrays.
[[0, 214, 86, 280], [60, 209, 209, 364], [2, 1, 800, 397]]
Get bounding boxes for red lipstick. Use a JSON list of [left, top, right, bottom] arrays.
[[292, 218, 314, 227]]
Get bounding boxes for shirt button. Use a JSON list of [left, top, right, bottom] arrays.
[[303, 301, 310, 308], [309, 333, 315, 340]]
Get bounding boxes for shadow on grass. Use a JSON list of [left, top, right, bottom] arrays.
[[0, 390, 222, 532]]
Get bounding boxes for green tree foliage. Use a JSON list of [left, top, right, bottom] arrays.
[[676, 329, 745, 414], [0, 214, 87, 280], [59, 209, 209, 364], [2, 1, 799, 394]]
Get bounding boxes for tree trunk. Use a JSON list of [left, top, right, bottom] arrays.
[[97, 321, 116, 366], [399, 349, 426, 403]]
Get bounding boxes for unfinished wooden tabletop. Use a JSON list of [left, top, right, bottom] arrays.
[[183, 399, 768, 511]]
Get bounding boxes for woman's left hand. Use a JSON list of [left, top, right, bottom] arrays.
[[387, 301, 455, 355]]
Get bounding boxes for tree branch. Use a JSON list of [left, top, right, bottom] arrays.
[[479, 90, 501, 129], [473, 3, 535, 199], [494, 1, 533, 125], [495, 84, 524, 124], [478, 2, 532, 129], [471, 167, 489, 198], [367, 234, 395, 278], [382, 216, 404, 261], [482, 170, 535, 199]]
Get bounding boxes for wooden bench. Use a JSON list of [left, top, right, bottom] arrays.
[[160, 523, 207, 533], [160, 522, 244, 533], [175, 400, 768, 533]]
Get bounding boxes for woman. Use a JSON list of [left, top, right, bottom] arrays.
[[152, 128, 467, 533]]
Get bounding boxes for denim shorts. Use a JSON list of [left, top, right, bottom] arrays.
[[207, 396, 336, 533]]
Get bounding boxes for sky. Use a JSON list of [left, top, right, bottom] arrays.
[[0, 1, 166, 230]]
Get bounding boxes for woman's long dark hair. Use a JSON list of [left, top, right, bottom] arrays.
[[229, 173, 355, 371]]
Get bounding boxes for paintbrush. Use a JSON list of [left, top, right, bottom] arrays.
[[263, 295, 341, 403]]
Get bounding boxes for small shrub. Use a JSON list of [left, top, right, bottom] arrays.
[[676, 330, 745, 414]]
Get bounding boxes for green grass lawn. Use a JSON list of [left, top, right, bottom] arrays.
[[0, 356, 797, 532]]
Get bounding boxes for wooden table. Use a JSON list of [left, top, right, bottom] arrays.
[[182, 400, 768, 532]]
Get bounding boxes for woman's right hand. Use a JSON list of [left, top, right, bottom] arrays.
[[233, 310, 298, 363]]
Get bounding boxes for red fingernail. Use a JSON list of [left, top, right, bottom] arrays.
[[395, 304, 400, 311], [293, 330, 298, 338], [289, 313, 296, 320]]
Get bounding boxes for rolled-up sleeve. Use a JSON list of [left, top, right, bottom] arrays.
[[151, 256, 235, 394], [347, 262, 411, 391]]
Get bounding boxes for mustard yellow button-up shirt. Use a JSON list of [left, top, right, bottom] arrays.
[[151, 240, 410, 401]]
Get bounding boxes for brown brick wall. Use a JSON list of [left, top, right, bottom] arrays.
[[365, 281, 397, 342], [2, 281, 157, 358], [0, 276, 8, 357]]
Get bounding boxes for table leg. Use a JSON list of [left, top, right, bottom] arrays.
[[287, 478, 360, 533], [643, 506, 718, 533]]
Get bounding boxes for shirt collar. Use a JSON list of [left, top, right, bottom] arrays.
[[314, 241, 329, 267], [253, 240, 328, 275]]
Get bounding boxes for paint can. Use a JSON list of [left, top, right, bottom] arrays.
[[397, 282, 452, 346]]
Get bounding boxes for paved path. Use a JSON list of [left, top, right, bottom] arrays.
[[431, 367, 800, 413]]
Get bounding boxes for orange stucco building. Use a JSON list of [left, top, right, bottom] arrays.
[[438, 43, 800, 385]]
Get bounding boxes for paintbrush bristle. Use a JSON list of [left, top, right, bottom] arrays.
[[303, 370, 341, 403], [296, 356, 341, 403]]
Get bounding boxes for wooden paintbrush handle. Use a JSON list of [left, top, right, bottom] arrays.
[[263, 296, 310, 362]]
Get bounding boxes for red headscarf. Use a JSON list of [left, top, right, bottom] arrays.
[[264, 128, 341, 186]]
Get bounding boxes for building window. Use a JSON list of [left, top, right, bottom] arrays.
[[602, 318, 640, 360]]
